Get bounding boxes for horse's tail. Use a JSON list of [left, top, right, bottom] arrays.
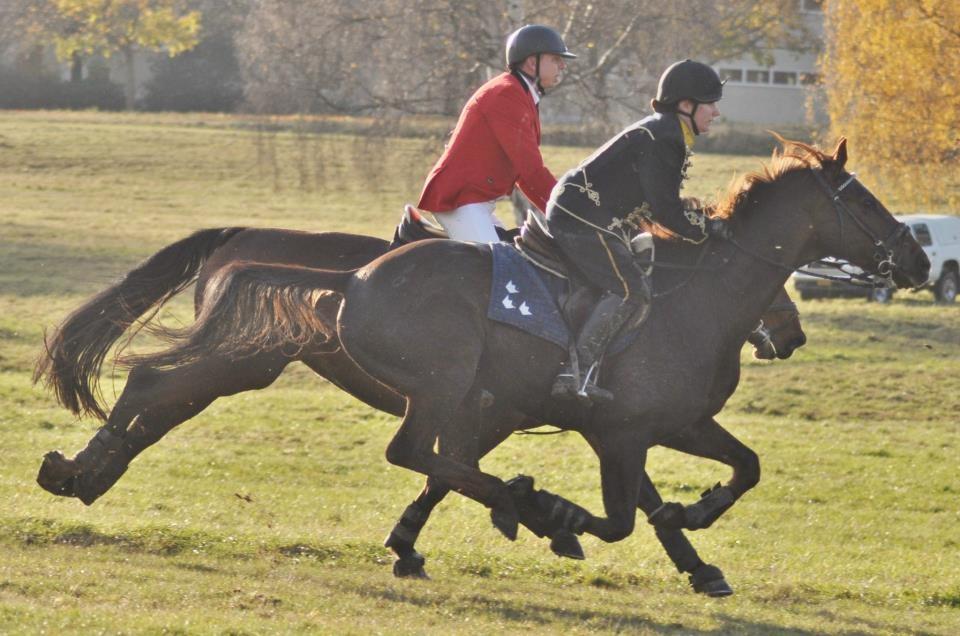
[[33, 227, 247, 421], [120, 261, 354, 371]]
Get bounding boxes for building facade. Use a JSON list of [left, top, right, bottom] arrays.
[[714, 0, 826, 126]]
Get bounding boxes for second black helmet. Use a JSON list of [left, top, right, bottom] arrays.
[[505, 25, 577, 67]]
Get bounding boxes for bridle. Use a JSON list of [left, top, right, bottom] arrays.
[[621, 163, 913, 300], [808, 169, 911, 280], [725, 167, 912, 287]]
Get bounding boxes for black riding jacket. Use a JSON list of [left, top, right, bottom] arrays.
[[546, 111, 708, 245]]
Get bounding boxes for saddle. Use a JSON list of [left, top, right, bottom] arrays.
[[517, 210, 654, 370], [514, 209, 654, 280], [393, 206, 642, 355], [513, 210, 567, 275], [514, 211, 601, 334]]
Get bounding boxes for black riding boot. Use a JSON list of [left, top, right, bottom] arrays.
[[551, 291, 642, 404]]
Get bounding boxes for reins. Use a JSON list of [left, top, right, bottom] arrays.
[[633, 241, 712, 298]]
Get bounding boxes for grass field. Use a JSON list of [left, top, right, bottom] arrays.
[[1, 110, 958, 634]]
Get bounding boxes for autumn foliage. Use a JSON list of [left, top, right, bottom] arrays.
[[821, 0, 960, 209], [41, 0, 200, 109]]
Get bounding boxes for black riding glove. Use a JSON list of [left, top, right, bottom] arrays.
[[706, 218, 732, 240]]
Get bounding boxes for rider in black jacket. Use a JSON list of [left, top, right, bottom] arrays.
[[547, 59, 727, 404]]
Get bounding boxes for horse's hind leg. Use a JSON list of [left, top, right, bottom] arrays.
[[385, 392, 521, 541], [384, 477, 449, 578], [637, 470, 733, 597], [385, 410, 532, 578], [650, 416, 761, 532], [38, 352, 290, 504]]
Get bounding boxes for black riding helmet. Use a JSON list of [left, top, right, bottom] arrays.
[[505, 24, 576, 95], [651, 59, 724, 135]]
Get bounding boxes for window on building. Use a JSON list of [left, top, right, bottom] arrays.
[[746, 70, 770, 83], [911, 224, 933, 247], [799, 72, 820, 85], [773, 71, 798, 85], [719, 68, 743, 83]]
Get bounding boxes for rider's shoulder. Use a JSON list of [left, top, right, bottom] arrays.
[[475, 73, 529, 107], [624, 112, 682, 144]]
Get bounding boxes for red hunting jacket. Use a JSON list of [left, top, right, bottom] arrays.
[[418, 72, 557, 214]]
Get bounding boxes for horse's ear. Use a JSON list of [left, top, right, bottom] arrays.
[[831, 137, 848, 169]]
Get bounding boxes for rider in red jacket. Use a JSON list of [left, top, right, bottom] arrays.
[[416, 25, 576, 242]]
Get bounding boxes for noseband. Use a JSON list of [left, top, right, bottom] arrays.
[[809, 169, 911, 279]]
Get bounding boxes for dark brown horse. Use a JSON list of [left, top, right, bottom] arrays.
[[34, 224, 803, 549], [104, 138, 927, 594], [34, 224, 805, 588]]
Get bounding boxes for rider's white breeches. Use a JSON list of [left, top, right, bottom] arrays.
[[433, 201, 503, 243]]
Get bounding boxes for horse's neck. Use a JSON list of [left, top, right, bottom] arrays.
[[664, 179, 813, 356]]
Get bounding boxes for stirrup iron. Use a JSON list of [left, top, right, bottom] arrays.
[[577, 361, 614, 404]]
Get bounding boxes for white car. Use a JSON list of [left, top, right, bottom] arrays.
[[793, 214, 960, 303]]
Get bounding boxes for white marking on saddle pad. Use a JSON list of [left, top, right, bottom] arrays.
[[505, 280, 519, 294], [519, 302, 532, 316], [502, 296, 515, 309]]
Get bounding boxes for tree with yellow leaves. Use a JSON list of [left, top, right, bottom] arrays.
[[821, 0, 960, 209], [43, 0, 201, 110]]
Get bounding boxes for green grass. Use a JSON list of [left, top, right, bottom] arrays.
[[1, 111, 958, 634]]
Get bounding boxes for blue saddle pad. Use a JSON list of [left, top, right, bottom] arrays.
[[488, 243, 569, 349]]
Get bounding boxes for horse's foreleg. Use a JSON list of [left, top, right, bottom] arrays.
[[637, 470, 733, 597], [38, 353, 289, 504], [651, 416, 761, 531]]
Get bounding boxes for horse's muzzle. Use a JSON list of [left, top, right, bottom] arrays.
[[892, 244, 930, 290]]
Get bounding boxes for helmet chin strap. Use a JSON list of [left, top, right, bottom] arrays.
[[518, 58, 546, 96], [676, 102, 701, 135], [534, 54, 545, 95]]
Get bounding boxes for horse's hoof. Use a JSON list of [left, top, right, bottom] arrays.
[[37, 451, 81, 497], [392, 552, 429, 579], [549, 529, 585, 560], [689, 563, 734, 597], [696, 577, 734, 597], [490, 508, 519, 541]]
